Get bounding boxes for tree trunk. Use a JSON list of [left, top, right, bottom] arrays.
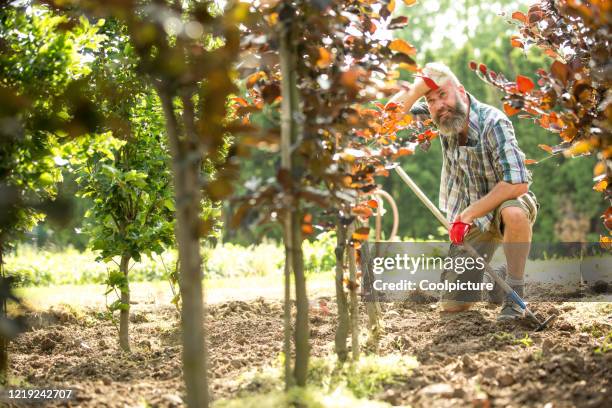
[[283, 236, 293, 389], [119, 254, 131, 352], [279, 10, 309, 388], [157, 86, 209, 407], [0, 249, 7, 384], [291, 210, 309, 386], [361, 241, 382, 353], [334, 220, 349, 362], [347, 223, 360, 360]]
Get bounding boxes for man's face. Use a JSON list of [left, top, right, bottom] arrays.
[[425, 81, 468, 136]]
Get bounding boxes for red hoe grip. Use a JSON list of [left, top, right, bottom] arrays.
[[449, 221, 471, 244]]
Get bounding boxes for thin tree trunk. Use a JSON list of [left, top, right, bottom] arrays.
[[0, 248, 7, 384], [347, 223, 360, 360], [334, 220, 349, 362], [361, 241, 382, 353], [291, 210, 308, 386], [119, 254, 131, 352], [283, 237, 293, 389], [157, 86, 209, 407], [279, 10, 309, 387]]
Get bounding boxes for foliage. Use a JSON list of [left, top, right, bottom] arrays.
[[365, 0, 607, 244], [468, 0, 611, 242], [303, 231, 337, 275], [64, 120, 174, 263], [4, 246, 169, 286], [4, 236, 341, 286], [594, 330, 612, 354], [233, 0, 434, 240], [0, 4, 105, 253]]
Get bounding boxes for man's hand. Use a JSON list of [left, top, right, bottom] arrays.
[[449, 210, 474, 244], [449, 221, 471, 245], [385, 76, 434, 111], [456, 208, 476, 225], [412, 76, 433, 97]]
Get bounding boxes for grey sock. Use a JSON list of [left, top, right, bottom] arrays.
[[506, 276, 525, 298], [506, 276, 524, 287]]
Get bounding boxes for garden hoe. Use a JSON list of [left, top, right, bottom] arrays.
[[394, 166, 556, 331]]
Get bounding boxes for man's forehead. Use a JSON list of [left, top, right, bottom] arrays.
[[426, 81, 453, 100]]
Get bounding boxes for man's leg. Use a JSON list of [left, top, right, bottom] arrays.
[[497, 194, 538, 320], [439, 229, 499, 312], [501, 206, 532, 282]]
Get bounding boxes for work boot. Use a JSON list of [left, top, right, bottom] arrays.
[[497, 285, 525, 321], [485, 264, 507, 305]]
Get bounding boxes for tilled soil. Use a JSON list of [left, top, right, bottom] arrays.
[[4, 293, 612, 407]]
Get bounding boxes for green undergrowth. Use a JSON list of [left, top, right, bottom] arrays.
[[213, 386, 392, 408], [4, 234, 337, 287], [594, 330, 612, 354], [217, 353, 418, 407]]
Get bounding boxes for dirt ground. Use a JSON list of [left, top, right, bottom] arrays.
[[4, 285, 612, 408]]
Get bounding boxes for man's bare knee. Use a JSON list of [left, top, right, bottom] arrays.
[[501, 206, 529, 230]]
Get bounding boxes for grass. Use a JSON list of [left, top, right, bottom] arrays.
[[13, 273, 336, 312], [488, 331, 534, 348], [213, 386, 393, 408], [594, 330, 612, 354], [4, 235, 337, 288], [225, 353, 418, 405]]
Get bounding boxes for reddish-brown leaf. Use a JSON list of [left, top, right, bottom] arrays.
[[246, 71, 266, 88], [396, 147, 414, 157], [479, 63, 487, 75], [352, 227, 370, 241], [233, 97, 249, 107], [516, 75, 535, 93], [603, 207, 612, 230], [593, 179, 608, 193], [503, 103, 521, 116], [389, 16, 409, 29], [302, 223, 314, 235], [510, 36, 524, 49], [550, 60, 569, 84], [316, 47, 332, 69], [352, 205, 373, 218], [469, 61, 478, 70], [511, 11, 528, 23], [537, 144, 553, 154], [389, 39, 417, 56], [367, 199, 379, 209], [594, 161, 606, 177]]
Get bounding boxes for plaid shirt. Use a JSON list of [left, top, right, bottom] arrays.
[[439, 94, 532, 232]]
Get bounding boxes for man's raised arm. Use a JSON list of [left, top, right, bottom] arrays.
[[385, 77, 431, 112]]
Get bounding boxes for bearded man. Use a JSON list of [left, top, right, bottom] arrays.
[[388, 62, 539, 320]]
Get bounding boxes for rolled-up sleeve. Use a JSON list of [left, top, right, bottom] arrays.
[[490, 118, 531, 184]]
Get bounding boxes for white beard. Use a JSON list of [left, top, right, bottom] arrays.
[[434, 96, 468, 136]]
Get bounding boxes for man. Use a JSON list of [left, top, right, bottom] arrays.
[[388, 62, 538, 320]]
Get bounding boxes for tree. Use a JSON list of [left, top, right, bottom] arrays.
[[234, 0, 433, 387], [0, 3, 104, 381], [60, 20, 176, 351], [66, 110, 174, 351], [468, 0, 611, 245], [43, 1, 252, 405]]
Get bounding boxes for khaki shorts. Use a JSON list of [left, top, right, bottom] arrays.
[[439, 191, 539, 306], [490, 191, 539, 240]]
